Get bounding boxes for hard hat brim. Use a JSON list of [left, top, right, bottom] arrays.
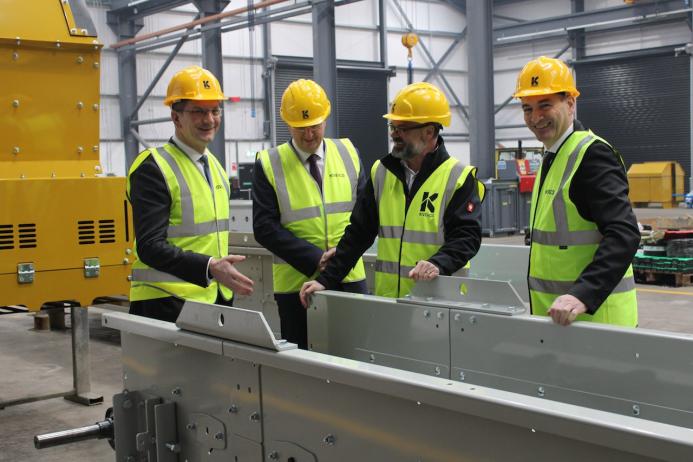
[[382, 113, 451, 127], [513, 88, 580, 99]]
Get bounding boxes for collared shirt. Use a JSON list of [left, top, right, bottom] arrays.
[[172, 134, 209, 176], [290, 139, 325, 177], [401, 160, 418, 190], [546, 122, 574, 154]]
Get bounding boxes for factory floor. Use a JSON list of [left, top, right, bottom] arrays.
[[2, 208, 692, 462]]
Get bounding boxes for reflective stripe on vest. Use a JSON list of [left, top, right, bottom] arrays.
[[258, 138, 366, 293], [373, 158, 476, 298], [127, 143, 231, 303], [529, 131, 637, 327]]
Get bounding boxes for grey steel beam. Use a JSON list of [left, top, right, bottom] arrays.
[[389, 0, 469, 125], [313, 0, 338, 138], [378, 0, 388, 67], [107, 16, 144, 168], [494, 0, 692, 44], [262, 7, 275, 143], [570, 0, 585, 61], [467, 0, 495, 179], [422, 28, 466, 83], [108, 0, 193, 21], [194, 0, 230, 168]]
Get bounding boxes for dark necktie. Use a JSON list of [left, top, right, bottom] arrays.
[[308, 154, 322, 192], [199, 155, 213, 188]]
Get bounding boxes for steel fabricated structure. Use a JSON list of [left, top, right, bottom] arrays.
[[36, 281, 693, 461]]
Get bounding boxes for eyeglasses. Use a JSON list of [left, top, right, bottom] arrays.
[[388, 123, 433, 134], [178, 107, 223, 118], [291, 124, 324, 134]]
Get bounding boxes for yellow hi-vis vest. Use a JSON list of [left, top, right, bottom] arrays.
[[257, 138, 366, 293], [372, 157, 480, 298], [529, 130, 637, 327], [126, 142, 232, 303]]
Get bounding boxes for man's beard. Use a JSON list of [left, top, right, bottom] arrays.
[[391, 139, 422, 160]]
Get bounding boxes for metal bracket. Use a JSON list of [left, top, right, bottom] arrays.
[[176, 301, 297, 351], [401, 276, 526, 316], [83, 257, 100, 278], [17, 262, 35, 284]]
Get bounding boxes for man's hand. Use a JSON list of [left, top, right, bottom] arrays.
[[408, 260, 440, 281], [547, 294, 587, 326], [318, 248, 336, 272], [209, 255, 254, 296], [300, 280, 326, 308]]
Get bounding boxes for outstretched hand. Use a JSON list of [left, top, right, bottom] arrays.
[[209, 255, 254, 296]]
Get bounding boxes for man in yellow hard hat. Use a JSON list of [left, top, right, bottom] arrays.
[[252, 79, 367, 349], [127, 66, 254, 322], [300, 82, 484, 304], [514, 56, 639, 327]]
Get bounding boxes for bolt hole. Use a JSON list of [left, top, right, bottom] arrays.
[[288, 458, 296, 462], [435, 324, 439, 328], [539, 339, 544, 344], [208, 448, 214, 454], [248, 387, 252, 394], [237, 384, 241, 390], [205, 427, 209, 435], [218, 313, 225, 327]]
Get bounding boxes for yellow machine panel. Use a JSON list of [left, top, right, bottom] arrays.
[[0, 0, 133, 311]]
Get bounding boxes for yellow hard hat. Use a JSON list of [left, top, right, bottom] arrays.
[[513, 56, 580, 99], [280, 79, 331, 128], [164, 65, 226, 106], [383, 82, 451, 127]]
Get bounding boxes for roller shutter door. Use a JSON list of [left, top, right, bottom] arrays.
[[575, 51, 690, 189]]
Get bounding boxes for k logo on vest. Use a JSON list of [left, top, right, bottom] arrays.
[[531, 76, 539, 87], [420, 192, 438, 213]]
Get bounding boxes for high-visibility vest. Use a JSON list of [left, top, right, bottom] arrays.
[[529, 130, 638, 327], [257, 138, 366, 293], [372, 157, 481, 298], [126, 143, 232, 303]]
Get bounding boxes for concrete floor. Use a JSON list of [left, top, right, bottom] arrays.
[[2, 207, 692, 461]]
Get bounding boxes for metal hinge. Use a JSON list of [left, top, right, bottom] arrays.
[[84, 258, 100, 278], [17, 263, 35, 284]]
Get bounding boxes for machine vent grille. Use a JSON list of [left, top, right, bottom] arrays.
[[99, 219, 116, 244], [78, 220, 96, 245], [0, 224, 14, 250], [17, 223, 37, 248]]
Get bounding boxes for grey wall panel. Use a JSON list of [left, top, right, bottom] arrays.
[[274, 60, 389, 172], [575, 51, 690, 183]]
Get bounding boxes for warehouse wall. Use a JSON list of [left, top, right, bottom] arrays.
[[86, 0, 691, 183]]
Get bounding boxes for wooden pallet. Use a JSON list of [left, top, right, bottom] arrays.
[[634, 269, 693, 287]]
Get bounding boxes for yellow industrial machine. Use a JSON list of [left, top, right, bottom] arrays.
[[0, 0, 132, 311], [627, 161, 685, 208]]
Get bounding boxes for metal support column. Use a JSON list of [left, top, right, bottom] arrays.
[[467, 0, 495, 179], [570, 0, 586, 61], [64, 306, 103, 406], [107, 16, 143, 169], [312, 0, 338, 138], [378, 0, 388, 67], [195, 0, 231, 168], [262, 7, 276, 144]]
